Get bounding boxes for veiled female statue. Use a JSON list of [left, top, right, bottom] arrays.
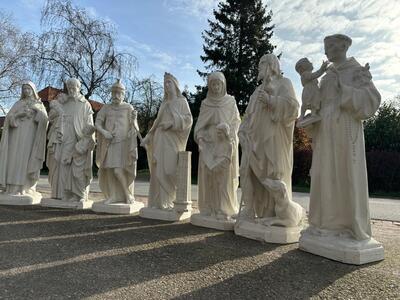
[[141, 73, 193, 210], [191, 71, 240, 230], [0, 82, 48, 204]]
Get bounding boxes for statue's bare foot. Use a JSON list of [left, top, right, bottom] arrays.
[[126, 196, 135, 204]]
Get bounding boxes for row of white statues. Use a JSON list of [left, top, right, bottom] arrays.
[[0, 34, 384, 265]]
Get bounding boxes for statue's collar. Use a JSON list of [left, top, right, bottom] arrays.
[[334, 57, 358, 70]]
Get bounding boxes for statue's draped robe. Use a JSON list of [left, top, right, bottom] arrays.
[[0, 99, 48, 192], [72, 136, 96, 199], [195, 94, 240, 217], [301, 72, 320, 112], [47, 94, 94, 200], [239, 77, 298, 218], [47, 105, 63, 197], [309, 57, 381, 241], [96, 103, 137, 202], [146, 96, 192, 209]]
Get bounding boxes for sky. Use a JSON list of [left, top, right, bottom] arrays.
[[1, 0, 399, 102]]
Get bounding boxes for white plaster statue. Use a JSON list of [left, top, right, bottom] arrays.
[[95, 79, 139, 207], [191, 71, 240, 230], [299, 34, 384, 264], [44, 78, 94, 208], [0, 82, 48, 204], [234, 54, 304, 243], [140, 72, 192, 215], [295, 58, 328, 121]]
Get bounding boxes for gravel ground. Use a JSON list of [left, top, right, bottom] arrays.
[[0, 195, 399, 299]]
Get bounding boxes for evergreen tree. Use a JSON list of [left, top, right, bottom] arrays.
[[199, 0, 276, 114]]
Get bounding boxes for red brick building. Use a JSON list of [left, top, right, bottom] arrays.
[[38, 86, 104, 113]]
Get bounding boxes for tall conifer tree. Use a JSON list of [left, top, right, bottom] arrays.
[[199, 0, 276, 114]]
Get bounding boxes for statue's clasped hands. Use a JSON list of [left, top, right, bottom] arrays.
[[257, 90, 273, 111], [159, 121, 173, 130], [15, 111, 28, 119], [102, 130, 114, 140], [16, 107, 34, 119]]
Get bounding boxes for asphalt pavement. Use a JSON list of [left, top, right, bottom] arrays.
[[0, 205, 399, 299]]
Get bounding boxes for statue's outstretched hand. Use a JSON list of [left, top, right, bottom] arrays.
[[131, 110, 138, 121], [140, 135, 149, 148], [320, 60, 329, 71]]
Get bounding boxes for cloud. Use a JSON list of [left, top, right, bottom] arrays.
[[267, 0, 400, 101], [163, 0, 220, 19], [118, 35, 179, 72], [182, 62, 196, 71], [161, 0, 400, 100]]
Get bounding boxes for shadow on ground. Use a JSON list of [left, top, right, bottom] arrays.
[[0, 205, 398, 299]]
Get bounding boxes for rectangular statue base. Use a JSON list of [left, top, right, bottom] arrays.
[[190, 213, 235, 231], [139, 207, 191, 221], [41, 198, 93, 210], [92, 201, 144, 215], [0, 193, 42, 206], [299, 228, 385, 265], [234, 219, 302, 244]]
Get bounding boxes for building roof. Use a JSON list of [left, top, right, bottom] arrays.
[[38, 86, 63, 102], [38, 86, 104, 112]]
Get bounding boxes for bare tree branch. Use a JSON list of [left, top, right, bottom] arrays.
[[33, 0, 137, 100], [0, 11, 34, 112]]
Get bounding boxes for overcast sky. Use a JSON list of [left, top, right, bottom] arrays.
[[1, 0, 399, 102]]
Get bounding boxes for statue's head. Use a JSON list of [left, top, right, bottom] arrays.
[[111, 79, 125, 104], [324, 34, 352, 63], [207, 71, 226, 99], [164, 72, 181, 100], [20, 81, 39, 101], [295, 58, 313, 74], [66, 78, 81, 97], [258, 54, 282, 81]]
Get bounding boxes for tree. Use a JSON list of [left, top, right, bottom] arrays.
[[33, 0, 136, 100], [0, 11, 34, 113], [364, 97, 400, 152], [293, 125, 312, 151], [127, 76, 163, 133], [199, 0, 276, 114]]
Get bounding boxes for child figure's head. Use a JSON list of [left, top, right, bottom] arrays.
[[82, 124, 95, 136], [295, 58, 313, 74], [216, 123, 230, 141], [50, 100, 61, 110]]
